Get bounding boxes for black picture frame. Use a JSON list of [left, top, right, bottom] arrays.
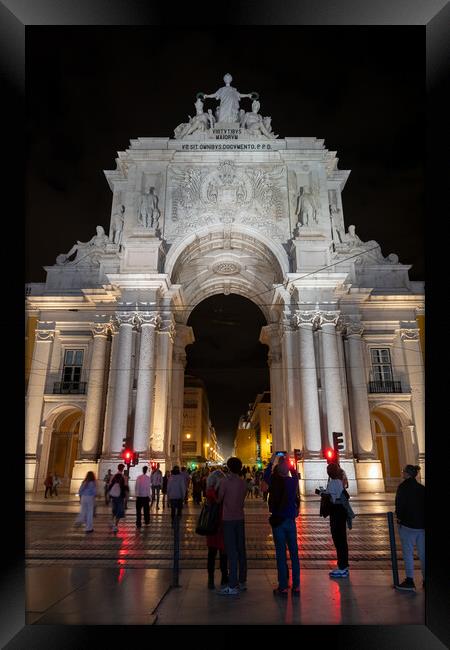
[[4, 0, 448, 647]]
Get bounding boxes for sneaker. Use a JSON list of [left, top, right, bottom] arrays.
[[112, 524, 118, 532], [395, 578, 416, 591], [329, 568, 349, 578], [273, 587, 288, 596], [85, 529, 94, 533], [218, 586, 239, 595], [238, 582, 247, 591]]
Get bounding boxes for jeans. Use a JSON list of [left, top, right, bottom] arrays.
[[223, 520, 247, 588], [170, 498, 183, 522], [272, 518, 300, 589], [135, 496, 150, 527], [76, 495, 95, 530], [329, 503, 349, 569], [399, 525, 425, 580], [207, 547, 228, 585], [151, 486, 161, 506]]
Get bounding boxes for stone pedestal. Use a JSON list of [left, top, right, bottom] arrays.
[[291, 232, 330, 273], [121, 232, 162, 273], [354, 459, 385, 493], [70, 459, 99, 494], [299, 458, 358, 496]]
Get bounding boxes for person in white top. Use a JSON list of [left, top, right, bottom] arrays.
[[135, 466, 151, 528], [150, 463, 163, 509]]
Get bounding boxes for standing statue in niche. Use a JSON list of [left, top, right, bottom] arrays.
[[203, 73, 252, 123], [139, 187, 161, 229], [56, 226, 110, 265], [329, 203, 344, 244], [110, 204, 125, 248], [295, 187, 319, 227]]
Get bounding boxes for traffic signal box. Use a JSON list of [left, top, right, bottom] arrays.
[[332, 432, 344, 453]]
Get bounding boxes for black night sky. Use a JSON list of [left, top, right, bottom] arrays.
[[26, 27, 424, 455]]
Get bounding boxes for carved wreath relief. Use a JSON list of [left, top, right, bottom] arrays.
[[166, 160, 286, 240]]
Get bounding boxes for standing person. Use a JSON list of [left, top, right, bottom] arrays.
[[44, 474, 53, 498], [51, 473, 61, 496], [205, 470, 229, 590], [192, 469, 202, 505], [135, 466, 151, 529], [395, 465, 425, 591], [264, 453, 301, 595], [167, 465, 187, 526], [217, 457, 248, 596], [75, 471, 97, 533], [103, 469, 113, 505], [108, 463, 126, 533], [150, 463, 163, 509], [318, 463, 352, 578], [123, 470, 130, 509], [180, 466, 190, 504], [162, 470, 170, 509]]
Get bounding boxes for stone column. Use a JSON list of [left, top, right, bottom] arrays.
[[81, 323, 109, 458], [319, 312, 346, 445], [400, 328, 425, 472], [346, 321, 375, 457], [25, 322, 55, 457], [260, 324, 284, 452], [102, 321, 119, 455], [280, 318, 300, 452], [296, 311, 321, 456], [151, 315, 175, 460], [133, 312, 160, 453], [110, 313, 135, 453], [171, 325, 195, 465]]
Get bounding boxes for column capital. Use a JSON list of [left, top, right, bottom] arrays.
[[159, 317, 176, 343], [345, 319, 364, 337], [399, 328, 420, 341], [135, 312, 161, 329], [114, 311, 137, 326], [295, 310, 320, 329], [35, 321, 56, 341], [91, 322, 110, 337], [317, 310, 341, 328]]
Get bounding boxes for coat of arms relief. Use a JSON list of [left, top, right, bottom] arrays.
[[166, 161, 287, 241]]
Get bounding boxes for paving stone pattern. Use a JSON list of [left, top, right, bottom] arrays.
[[26, 502, 421, 570]]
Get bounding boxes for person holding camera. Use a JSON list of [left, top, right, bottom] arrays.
[[263, 452, 301, 596], [316, 463, 352, 578]]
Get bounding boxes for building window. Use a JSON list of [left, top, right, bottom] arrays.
[[370, 348, 393, 383], [62, 349, 84, 388]]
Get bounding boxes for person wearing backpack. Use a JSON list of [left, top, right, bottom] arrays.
[[108, 463, 126, 532]]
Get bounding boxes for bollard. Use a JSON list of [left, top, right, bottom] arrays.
[[172, 514, 180, 587], [387, 511, 400, 587]]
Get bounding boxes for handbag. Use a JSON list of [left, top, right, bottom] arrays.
[[195, 501, 220, 536]]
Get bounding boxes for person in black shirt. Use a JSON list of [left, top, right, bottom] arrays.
[[395, 464, 425, 591]]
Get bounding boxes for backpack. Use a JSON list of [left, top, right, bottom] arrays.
[[109, 477, 122, 498]]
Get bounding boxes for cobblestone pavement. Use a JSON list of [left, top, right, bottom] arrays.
[[26, 500, 420, 570]]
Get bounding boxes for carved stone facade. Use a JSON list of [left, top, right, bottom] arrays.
[[25, 77, 425, 495]]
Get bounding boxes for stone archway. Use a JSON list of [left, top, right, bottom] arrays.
[[371, 405, 411, 491], [166, 224, 288, 459], [41, 406, 84, 493]]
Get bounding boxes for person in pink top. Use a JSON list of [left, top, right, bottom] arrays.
[[217, 457, 248, 595]]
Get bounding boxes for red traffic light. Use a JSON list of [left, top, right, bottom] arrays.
[[324, 447, 337, 463], [122, 449, 132, 464]]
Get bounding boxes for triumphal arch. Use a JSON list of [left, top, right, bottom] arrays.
[[25, 74, 425, 495]]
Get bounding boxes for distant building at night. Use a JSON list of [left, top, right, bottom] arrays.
[[234, 391, 272, 467], [25, 74, 424, 495], [181, 375, 216, 467]]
